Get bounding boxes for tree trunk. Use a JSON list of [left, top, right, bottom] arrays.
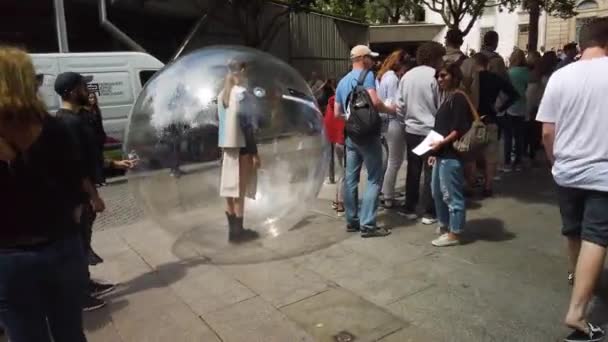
[[528, 0, 541, 51]]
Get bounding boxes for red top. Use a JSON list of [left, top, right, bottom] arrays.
[[323, 96, 345, 144]]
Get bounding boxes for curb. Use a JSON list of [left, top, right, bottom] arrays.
[[105, 176, 129, 186]]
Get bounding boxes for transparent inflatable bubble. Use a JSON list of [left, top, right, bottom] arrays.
[[125, 46, 343, 264]]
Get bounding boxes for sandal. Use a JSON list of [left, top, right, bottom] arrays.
[[564, 322, 605, 342], [331, 201, 338, 210]]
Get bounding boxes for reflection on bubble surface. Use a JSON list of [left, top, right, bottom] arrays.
[[125, 46, 346, 264]]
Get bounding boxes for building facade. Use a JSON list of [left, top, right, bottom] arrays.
[[545, 0, 608, 51], [424, 6, 548, 58]]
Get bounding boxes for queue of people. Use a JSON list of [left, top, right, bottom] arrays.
[[326, 18, 608, 342], [326, 26, 582, 248]]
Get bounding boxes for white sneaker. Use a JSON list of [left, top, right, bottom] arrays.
[[431, 234, 460, 247], [421, 217, 437, 225]]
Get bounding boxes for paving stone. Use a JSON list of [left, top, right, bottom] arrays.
[[377, 325, 440, 342], [202, 296, 315, 342], [95, 181, 145, 231], [103, 272, 183, 323], [111, 302, 220, 342], [158, 263, 257, 315], [294, 242, 384, 280], [221, 259, 331, 308], [90, 229, 131, 259], [89, 245, 151, 286], [117, 222, 199, 267], [280, 288, 407, 342], [84, 315, 123, 342], [387, 283, 563, 342], [332, 252, 467, 307]]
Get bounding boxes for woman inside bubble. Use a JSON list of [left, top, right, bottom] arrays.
[[218, 60, 261, 242]]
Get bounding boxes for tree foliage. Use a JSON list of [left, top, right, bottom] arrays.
[[532, 0, 577, 19], [422, 0, 518, 36], [313, 0, 369, 20], [219, 0, 318, 49], [366, 0, 425, 24], [524, 0, 577, 51]]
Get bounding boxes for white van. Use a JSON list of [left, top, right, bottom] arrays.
[[31, 52, 164, 149]]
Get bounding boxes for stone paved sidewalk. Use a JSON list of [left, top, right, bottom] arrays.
[[4, 168, 608, 342]]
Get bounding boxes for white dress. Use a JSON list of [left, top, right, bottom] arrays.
[[218, 86, 257, 199]]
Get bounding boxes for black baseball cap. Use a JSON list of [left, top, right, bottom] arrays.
[[54, 72, 93, 96]]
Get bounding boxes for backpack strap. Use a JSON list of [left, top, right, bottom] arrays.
[[453, 90, 481, 121], [356, 69, 370, 86]]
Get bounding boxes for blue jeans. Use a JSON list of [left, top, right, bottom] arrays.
[[431, 158, 466, 234], [0, 235, 88, 342], [344, 136, 383, 229]]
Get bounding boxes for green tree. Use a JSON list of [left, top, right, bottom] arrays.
[[313, 0, 369, 20], [366, 0, 425, 24], [221, 0, 319, 50], [524, 0, 577, 51], [422, 0, 518, 36]]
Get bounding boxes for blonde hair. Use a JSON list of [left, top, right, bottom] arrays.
[[222, 60, 247, 107], [0, 46, 46, 131]]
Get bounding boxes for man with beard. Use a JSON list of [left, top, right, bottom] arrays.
[[54, 72, 132, 311]]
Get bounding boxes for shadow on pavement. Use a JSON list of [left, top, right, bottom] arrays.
[[380, 211, 417, 230], [495, 166, 557, 205], [83, 299, 129, 332], [460, 218, 516, 245], [84, 257, 210, 332]]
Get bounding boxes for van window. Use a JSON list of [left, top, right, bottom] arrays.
[[139, 70, 157, 87]]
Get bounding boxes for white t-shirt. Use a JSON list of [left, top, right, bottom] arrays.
[[536, 57, 608, 192]]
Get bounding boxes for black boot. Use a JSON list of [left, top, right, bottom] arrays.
[[226, 212, 238, 241], [229, 215, 259, 243]]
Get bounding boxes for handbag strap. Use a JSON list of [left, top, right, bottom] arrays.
[[453, 90, 481, 122]]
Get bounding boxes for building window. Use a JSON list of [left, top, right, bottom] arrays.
[[518, 24, 530, 50], [480, 27, 494, 45], [577, 0, 599, 10]]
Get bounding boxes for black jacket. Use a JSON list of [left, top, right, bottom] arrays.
[[56, 108, 105, 186]]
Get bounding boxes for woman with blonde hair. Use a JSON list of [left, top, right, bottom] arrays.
[[377, 49, 414, 208], [218, 60, 261, 242], [503, 48, 529, 171], [0, 47, 87, 341]]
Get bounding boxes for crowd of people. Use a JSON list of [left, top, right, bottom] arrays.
[[322, 28, 581, 242], [323, 18, 608, 342], [0, 16, 607, 342]]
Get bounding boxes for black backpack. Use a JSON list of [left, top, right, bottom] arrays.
[[344, 70, 381, 143]]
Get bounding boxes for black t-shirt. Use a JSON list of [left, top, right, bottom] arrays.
[[433, 92, 473, 159], [478, 71, 519, 122], [56, 108, 104, 185], [0, 116, 86, 245]]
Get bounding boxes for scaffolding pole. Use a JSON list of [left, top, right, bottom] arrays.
[[53, 0, 69, 52]]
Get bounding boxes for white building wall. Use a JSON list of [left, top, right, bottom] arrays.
[[424, 7, 547, 59]]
